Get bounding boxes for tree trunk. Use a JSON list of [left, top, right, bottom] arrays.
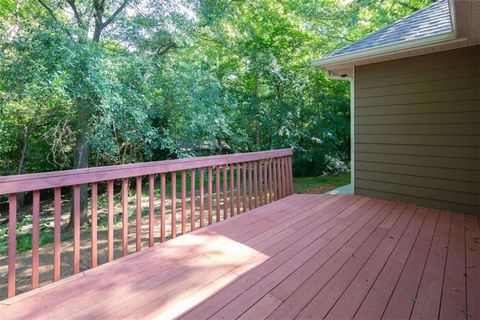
[[254, 76, 261, 150], [67, 99, 90, 229], [255, 123, 261, 150], [17, 126, 28, 207]]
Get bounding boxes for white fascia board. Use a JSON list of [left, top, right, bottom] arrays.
[[312, 31, 457, 68]]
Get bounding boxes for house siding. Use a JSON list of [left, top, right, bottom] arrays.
[[354, 45, 480, 215]]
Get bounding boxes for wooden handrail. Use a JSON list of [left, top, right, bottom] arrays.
[[1, 149, 294, 300], [0, 149, 293, 194]]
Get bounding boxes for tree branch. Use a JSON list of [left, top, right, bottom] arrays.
[[37, 0, 74, 39], [156, 42, 177, 56], [396, 0, 421, 11], [66, 0, 86, 29], [102, 0, 129, 29]]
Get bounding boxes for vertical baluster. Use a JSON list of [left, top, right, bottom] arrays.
[[53, 187, 61, 281], [148, 175, 155, 247], [215, 166, 221, 222], [7, 194, 17, 298], [274, 159, 278, 200], [269, 159, 274, 202], [281, 158, 286, 197], [283, 157, 290, 196], [73, 185, 80, 273], [278, 158, 283, 199], [248, 162, 253, 210], [32, 190, 40, 289], [107, 181, 114, 262], [263, 160, 268, 203], [92, 183, 98, 266], [121, 179, 128, 256], [289, 156, 294, 194], [282, 157, 287, 197], [271, 158, 278, 201], [229, 164, 234, 216], [171, 172, 177, 238], [136, 176, 142, 252], [199, 168, 204, 228], [223, 164, 228, 219], [207, 167, 213, 225], [160, 173, 166, 242], [181, 170, 187, 234], [254, 161, 258, 208], [276, 158, 281, 199], [190, 169, 196, 231], [242, 163, 247, 212], [258, 160, 263, 206], [236, 163, 241, 215]]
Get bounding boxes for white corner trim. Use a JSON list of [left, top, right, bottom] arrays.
[[326, 70, 354, 193], [350, 67, 355, 193]]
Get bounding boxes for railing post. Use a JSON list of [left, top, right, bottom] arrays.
[[229, 164, 234, 217], [199, 169, 204, 228], [215, 166, 221, 222], [8, 194, 17, 298], [148, 175, 155, 247], [263, 159, 268, 204], [190, 169, 196, 231], [171, 172, 177, 238], [92, 182, 99, 265], [135, 176, 142, 252], [181, 171, 187, 234], [53, 187, 61, 282], [107, 181, 114, 261], [73, 185, 81, 273], [207, 167, 213, 225], [160, 173, 166, 242], [223, 165, 228, 219], [242, 163, 247, 212], [289, 155, 294, 194], [236, 163, 241, 215], [120, 179, 127, 256], [32, 190, 40, 289]]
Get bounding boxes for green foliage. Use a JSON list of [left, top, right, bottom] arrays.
[[293, 172, 351, 194], [0, 0, 431, 178]]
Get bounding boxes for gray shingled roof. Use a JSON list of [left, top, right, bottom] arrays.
[[327, 0, 453, 57]]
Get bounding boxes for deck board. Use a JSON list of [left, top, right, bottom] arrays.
[[382, 207, 439, 319], [410, 211, 451, 319], [0, 194, 476, 320], [324, 203, 415, 320], [465, 215, 480, 320], [440, 213, 467, 319]]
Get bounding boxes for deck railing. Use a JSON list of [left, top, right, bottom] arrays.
[[0, 149, 293, 299]]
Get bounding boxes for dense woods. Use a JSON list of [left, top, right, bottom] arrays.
[[0, 0, 430, 179]]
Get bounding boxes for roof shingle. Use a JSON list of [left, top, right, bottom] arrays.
[[327, 0, 453, 57]]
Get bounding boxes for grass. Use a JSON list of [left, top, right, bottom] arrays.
[[1, 171, 351, 255], [293, 172, 351, 194]]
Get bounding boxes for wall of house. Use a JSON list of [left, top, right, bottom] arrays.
[[354, 45, 480, 215]]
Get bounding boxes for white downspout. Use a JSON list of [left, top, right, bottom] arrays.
[[328, 69, 354, 194], [350, 67, 355, 193]]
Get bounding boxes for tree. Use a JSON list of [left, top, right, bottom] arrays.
[[0, 0, 432, 219]]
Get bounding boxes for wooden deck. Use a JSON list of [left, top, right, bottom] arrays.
[[1, 194, 478, 319]]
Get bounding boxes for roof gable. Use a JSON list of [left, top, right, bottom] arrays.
[[327, 0, 453, 58]]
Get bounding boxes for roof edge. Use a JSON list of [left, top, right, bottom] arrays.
[[312, 30, 456, 68], [313, 0, 458, 69]]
